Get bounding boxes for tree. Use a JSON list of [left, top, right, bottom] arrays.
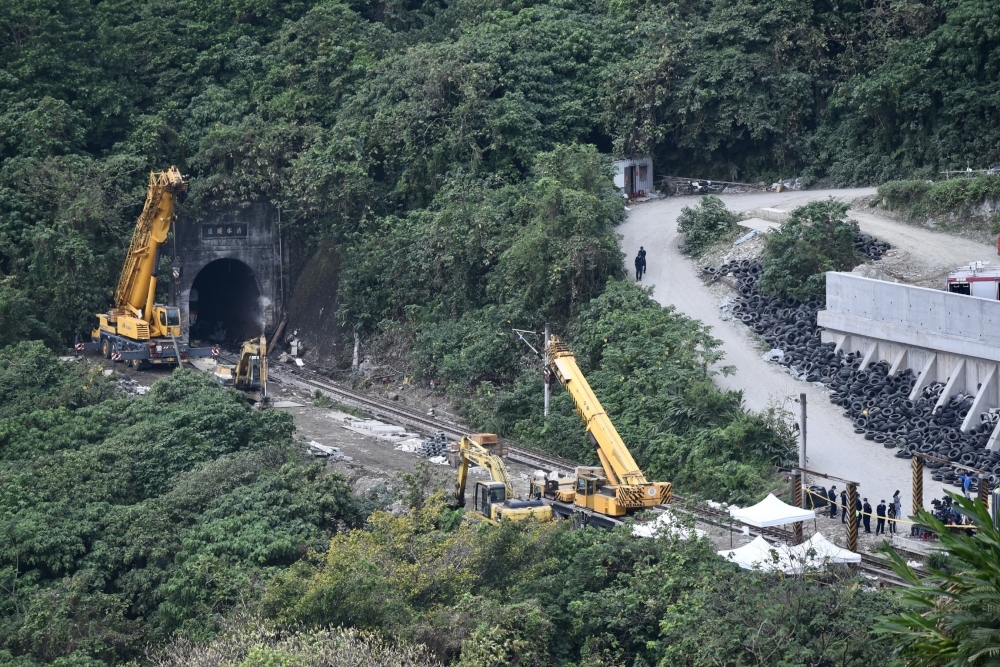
[[878, 493, 1000, 665], [758, 200, 863, 301]]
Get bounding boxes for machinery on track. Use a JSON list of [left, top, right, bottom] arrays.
[[531, 335, 672, 528], [213, 335, 268, 403], [453, 434, 551, 524], [85, 167, 212, 367]]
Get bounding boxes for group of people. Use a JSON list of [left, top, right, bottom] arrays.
[[825, 486, 903, 536]]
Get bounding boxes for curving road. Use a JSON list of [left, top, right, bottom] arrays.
[[617, 188, 995, 522]]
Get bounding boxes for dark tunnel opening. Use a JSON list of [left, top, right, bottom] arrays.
[[189, 258, 263, 344]]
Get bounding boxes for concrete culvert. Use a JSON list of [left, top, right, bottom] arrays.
[[189, 258, 263, 344]]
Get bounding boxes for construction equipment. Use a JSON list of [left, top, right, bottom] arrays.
[[532, 335, 672, 527], [88, 167, 212, 368], [453, 434, 552, 523], [214, 336, 268, 403]]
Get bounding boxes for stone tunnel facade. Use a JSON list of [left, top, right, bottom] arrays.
[[173, 203, 284, 344]]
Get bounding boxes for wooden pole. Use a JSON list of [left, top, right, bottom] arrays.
[[847, 483, 859, 554], [912, 455, 924, 517], [792, 470, 803, 545]]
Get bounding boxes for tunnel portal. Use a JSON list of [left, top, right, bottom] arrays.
[[189, 258, 263, 344]]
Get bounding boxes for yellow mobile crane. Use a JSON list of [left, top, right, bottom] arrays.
[[214, 336, 268, 403], [87, 167, 212, 367], [454, 434, 552, 523], [533, 335, 672, 528]]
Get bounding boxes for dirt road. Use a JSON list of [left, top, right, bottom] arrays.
[[618, 188, 979, 527]]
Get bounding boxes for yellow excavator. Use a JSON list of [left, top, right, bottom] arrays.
[[532, 335, 672, 528], [214, 335, 267, 403], [454, 434, 552, 523], [86, 167, 212, 367]]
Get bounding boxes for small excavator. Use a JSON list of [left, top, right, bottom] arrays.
[[531, 335, 672, 528], [453, 434, 551, 523], [213, 335, 268, 403], [86, 167, 212, 367]]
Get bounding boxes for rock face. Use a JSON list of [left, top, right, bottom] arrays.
[[284, 243, 346, 365]]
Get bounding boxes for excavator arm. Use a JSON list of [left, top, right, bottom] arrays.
[[453, 435, 514, 507]]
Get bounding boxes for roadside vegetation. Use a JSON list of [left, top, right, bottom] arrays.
[[676, 195, 741, 257], [758, 201, 864, 301], [878, 175, 1000, 232]]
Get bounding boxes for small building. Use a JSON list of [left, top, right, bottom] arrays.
[[613, 157, 654, 198]]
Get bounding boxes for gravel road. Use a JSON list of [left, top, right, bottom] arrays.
[[618, 188, 985, 527]]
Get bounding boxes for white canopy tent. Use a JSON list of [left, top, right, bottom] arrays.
[[790, 531, 861, 566], [729, 493, 815, 528], [718, 533, 860, 574], [717, 536, 801, 574]]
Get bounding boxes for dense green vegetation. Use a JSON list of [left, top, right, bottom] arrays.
[[878, 174, 1000, 224], [676, 195, 741, 257], [0, 349, 363, 665], [3, 0, 1000, 348], [758, 200, 863, 301]]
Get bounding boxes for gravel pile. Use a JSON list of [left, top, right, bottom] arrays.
[[707, 233, 1000, 489]]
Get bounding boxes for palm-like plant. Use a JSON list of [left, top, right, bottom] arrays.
[[877, 492, 1000, 665]]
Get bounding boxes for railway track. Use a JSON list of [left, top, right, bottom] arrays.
[[214, 352, 925, 587]]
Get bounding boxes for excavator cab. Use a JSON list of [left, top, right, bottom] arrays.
[[474, 481, 508, 517]]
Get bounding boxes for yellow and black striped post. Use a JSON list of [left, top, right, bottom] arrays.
[[912, 455, 923, 516], [979, 473, 990, 508], [847, 482, 858, 554], [792, 470, 803, 545]]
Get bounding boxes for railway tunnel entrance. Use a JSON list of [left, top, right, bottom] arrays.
[[188, 258, 263, 344]]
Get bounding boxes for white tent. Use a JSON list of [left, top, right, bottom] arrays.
[[717, 536, 802, 574], [729, 493, 815, 528], [789, 532, 861, 566], [632, 511, 707, 540]]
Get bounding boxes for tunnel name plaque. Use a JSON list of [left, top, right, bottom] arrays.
[[202, 224, 248, 238]]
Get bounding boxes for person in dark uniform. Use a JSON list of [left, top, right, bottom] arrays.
[[840, 489, 848, 523], [855, 495, 863, 527], [862, 498, 872, 533], [875, 500, 886, 536], [887, 502, 897, 534], [635, 247, 647, 281], [828, 486, 837, 518]]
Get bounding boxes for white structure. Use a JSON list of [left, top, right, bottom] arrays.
[[819, 272, 1000, 446], [613, 157, 654, 197], [718, 533, 859, 573], [729, 493, 816, 528]]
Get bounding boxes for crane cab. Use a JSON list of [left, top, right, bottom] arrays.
[[152, 306, 182, 338], [472, 481, 552, 523], [574, 472, 627, 517]]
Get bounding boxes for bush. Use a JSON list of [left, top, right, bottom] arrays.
[[758, 200, 863, 301], [676, 195, 740, 256]]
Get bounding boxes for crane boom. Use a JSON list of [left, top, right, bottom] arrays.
[[114, 166, 187, 317], [545, 335, 671, 514]]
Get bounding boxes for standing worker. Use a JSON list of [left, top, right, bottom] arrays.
[[887, 502, 897, 535], [875, 500, 886, 536], [862, 498, 873, 533], [840, 489, 848, 523], [634, 246, 647, 281], [827, 486, 837, 519]]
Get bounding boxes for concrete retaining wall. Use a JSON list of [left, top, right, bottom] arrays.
[[818, 273, 1000, 445]]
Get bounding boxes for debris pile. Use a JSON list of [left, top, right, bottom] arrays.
[[416, 432, 450, 458], [115, 377, 149, 397], [308, 441, 354, 461]]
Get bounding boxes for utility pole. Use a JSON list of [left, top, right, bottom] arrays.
[[543, 323, 551, 418], [799, 393, 807, 484]]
